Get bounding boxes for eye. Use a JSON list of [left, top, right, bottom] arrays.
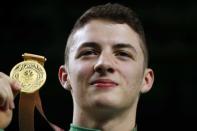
[[115, 51, 133, 59], [116, 51, 130, 57], [79, 49, 98, 57], [116, 52, 129, 57]]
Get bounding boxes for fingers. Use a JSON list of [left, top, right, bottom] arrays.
[[0, 109, 13, 129], [0, 72, 20, 129], [0, 72, 13, 83], [0, 78, 13, 110], [0, 72, 20, 110], [10, 81, 21, 97], [0, 72, 21, 97]]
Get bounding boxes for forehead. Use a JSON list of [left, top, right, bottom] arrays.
[[71, 20, 142, 53]]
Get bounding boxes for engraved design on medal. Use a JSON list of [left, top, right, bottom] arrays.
[[10, 60, 46, 93]]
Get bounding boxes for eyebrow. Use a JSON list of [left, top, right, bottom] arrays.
[[78, 42, 100, 50], [113, 43, 137, 54], [77, 42, 137, 54]]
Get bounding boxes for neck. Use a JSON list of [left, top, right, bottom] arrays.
[[72, 100, 138, 131]]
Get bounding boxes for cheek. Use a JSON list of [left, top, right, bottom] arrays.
[[69, 61, 94, 105], [119, 64, 143, 105], [78, 62, 93, 77], [120, 63, 143, 89], [69, 61, 94, 87]]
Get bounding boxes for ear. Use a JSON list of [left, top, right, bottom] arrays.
[[58, 65, 71, 90], [140, 68, 154, 93]]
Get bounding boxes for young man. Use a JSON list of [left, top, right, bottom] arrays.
[[58, 3, 154, 131], [0, 3, 154, 131]]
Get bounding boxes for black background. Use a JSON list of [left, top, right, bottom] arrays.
[[1, 0, 197, 130]]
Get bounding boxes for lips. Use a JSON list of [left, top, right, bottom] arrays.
[[90, 79, 118, 88]]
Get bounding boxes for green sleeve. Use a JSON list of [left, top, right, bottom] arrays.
[[0, 129, 4, 131]]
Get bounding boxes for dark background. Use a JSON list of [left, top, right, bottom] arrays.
[[1, 0, 197, 130]]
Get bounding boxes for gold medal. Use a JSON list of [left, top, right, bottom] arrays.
[[10, 53, 47, 93]]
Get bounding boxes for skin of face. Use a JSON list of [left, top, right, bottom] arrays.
[[59, 19, 154, 121]]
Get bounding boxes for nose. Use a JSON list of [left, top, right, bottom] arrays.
[[94, 53, 115, 74]]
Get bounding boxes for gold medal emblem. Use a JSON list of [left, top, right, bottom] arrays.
[[10, 53, 47, 93]]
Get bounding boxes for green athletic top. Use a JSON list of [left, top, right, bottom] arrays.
[[0, 124, 137, 131], [69, 124, 137, 131]]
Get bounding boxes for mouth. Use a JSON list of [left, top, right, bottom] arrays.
[[90, 79, 118, 88]]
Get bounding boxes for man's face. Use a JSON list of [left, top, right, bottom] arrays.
[[65, 19, 150, 111]]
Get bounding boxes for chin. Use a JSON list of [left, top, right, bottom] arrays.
[[92, 94, 122, 109], [0, 109, 13, 129]]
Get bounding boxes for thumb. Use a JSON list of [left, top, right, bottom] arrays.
[[10, 80, 21, 97]]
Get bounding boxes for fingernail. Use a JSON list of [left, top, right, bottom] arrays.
[[14, 81, 21, 90]]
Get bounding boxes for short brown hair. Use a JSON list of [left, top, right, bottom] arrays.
[[65, 3, 148, 68]]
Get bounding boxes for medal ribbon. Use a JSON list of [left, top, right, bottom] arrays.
[[17, 53, 64, 131]]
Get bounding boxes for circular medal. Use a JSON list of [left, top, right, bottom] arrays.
[[10, 60, 46, 93]]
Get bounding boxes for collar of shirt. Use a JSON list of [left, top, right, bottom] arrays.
[[69, 123, 137, 131]]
